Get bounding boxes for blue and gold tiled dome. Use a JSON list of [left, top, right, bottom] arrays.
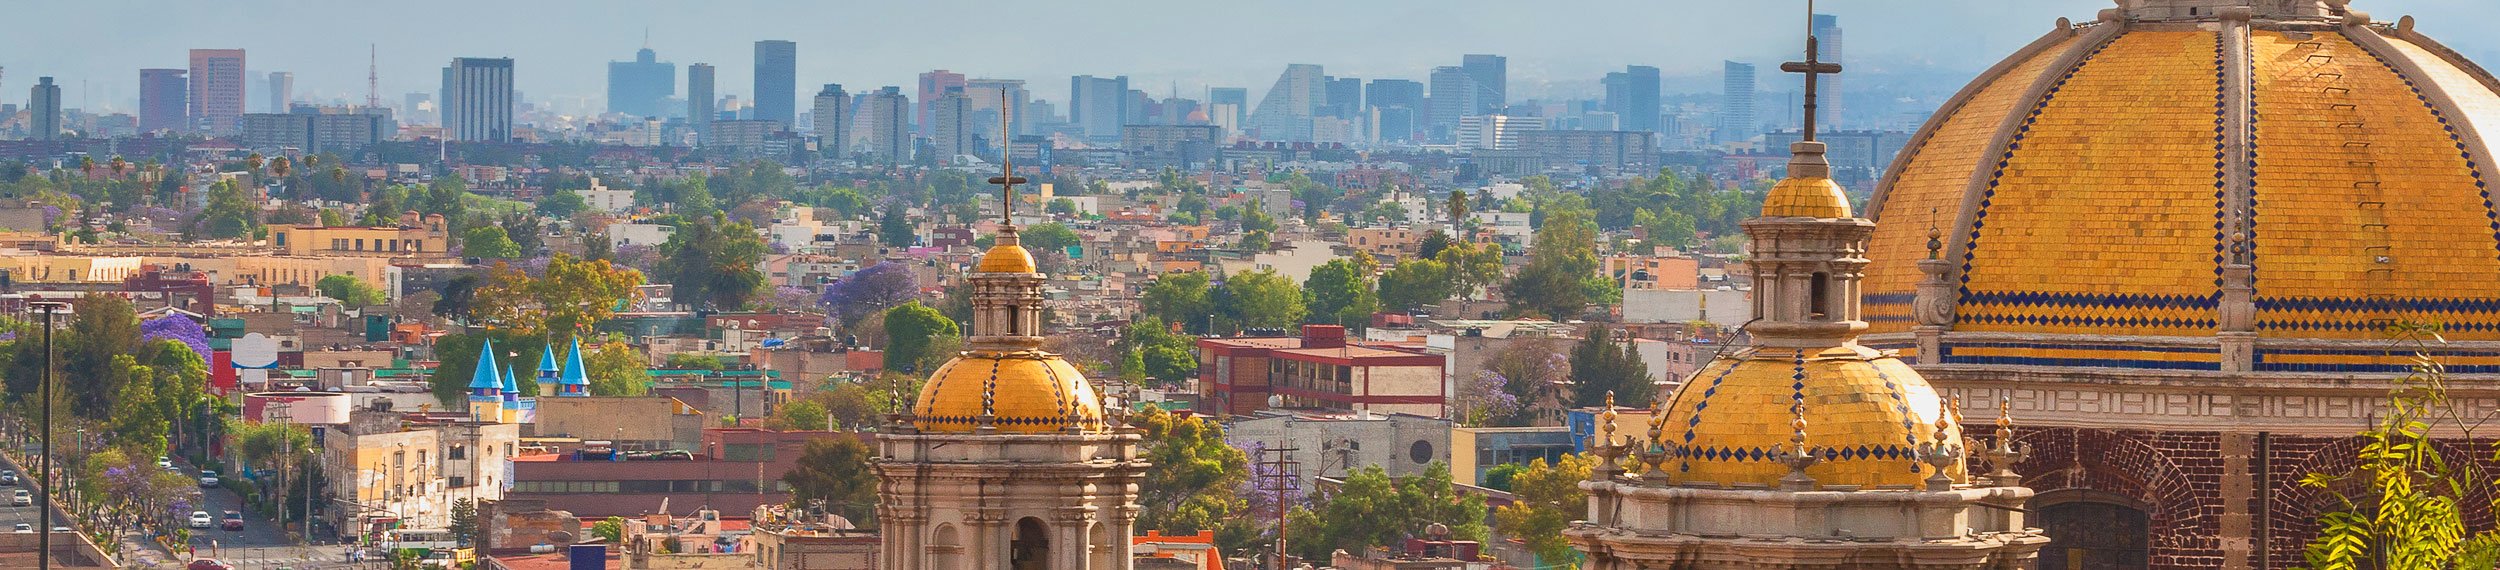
[[1660, 345, 1965, 488], [912, 349, 1102, 433]]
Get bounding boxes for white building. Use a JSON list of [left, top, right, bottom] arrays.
[[605, 222, 677, 247], [1456, 114, 1546, 150]]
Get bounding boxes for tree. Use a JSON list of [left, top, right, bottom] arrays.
[[1140, 271, 1214, 335], [1494, 454, 1594, 567], [1047, 198, 1077, 216], [879, 206, 914, 248], [1451, 371, 1523, 428], [769, 399, 829, 431], [1303, 255, 1380, 333], [110, 357, 169, 459], [655, 215, 768, 311], [1418, 230, 1454, 260], [820, 262, 918, 329], [1506, 206, 1602, 320], [315, 275, 387, 308], [229, 420, 312, 538], [187, 179, 259, 240], [449, 498, 478, 546], [462, 226, 522, 259], [2295, 326, 2500, 570], [882, 301, 958, 372], [1379, 258, 1455, 313], [592, 517, 626, 543], [1284, 463, 1488, 561], [784, 437, 878, 528], [1447, 189, 1471, 227], [1131, 407, 1255, 541], [64, 294, 142, 417], [1504, 261, 1589, 320], [585, 341, 649, 396], [1226, 269, 1306, 331], [1486, 341, 1570, 426], [529, 255, 646, 337], [1568, 325, 1654, 409], [1436, 241, 1505, 301], [1118, 317, 1197, 388]]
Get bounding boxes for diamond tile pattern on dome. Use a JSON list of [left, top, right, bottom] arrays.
[[1864, 35, 2080, 334], [1959, 31, 2224, 336], [2238, 33, 2500, 341], [912, 353, 1104, 433], [1659, 346, 1963, 488]]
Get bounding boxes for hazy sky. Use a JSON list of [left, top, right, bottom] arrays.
[[7, 0, 2499, 113]]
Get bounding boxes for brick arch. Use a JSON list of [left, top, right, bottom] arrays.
[[2006, 427, 2222, 569], [2265, 435, 2500, 569]]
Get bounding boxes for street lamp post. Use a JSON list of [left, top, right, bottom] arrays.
[[33, 300, 63, 570]]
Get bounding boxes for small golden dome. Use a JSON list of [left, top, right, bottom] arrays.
[[912, 351, 1104, 433], [1762, 176, 1852, 218], [976, 243, 1036, 273], [1657, 345, 1964, 488]]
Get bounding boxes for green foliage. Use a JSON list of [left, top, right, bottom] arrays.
[[593, 517, 626, 543], [879, 206, 914, 248], [316, 275, 388, 308], [882, 301, 958, 373], [1047, 198, 1077, 216], [770, 399, 829, 431], [1379, 258, 1455, 313], [462, 226, 522, 259], [1225, 269, 1306, 330], [1481, 462, 1525, 491], [1568, 325, 1653, 408], [1437, 241, 1505, 302], [1494, 454, 1593, 568], [1118, 317, 1198, 388], [783, 437, 878, 528], [1505, 205, 1602, 320], [450, 498, 478, 546], [426, 329, 549, 407], [1284, 463, 1489, 561], [187, 179, 261, 240], [585, 341, 650, 397], [1141, 271, 1215, 335], [1132, 407, 1257, 544], [655, 215, 768, 311], [2296, 325, 2500, 570], [1303, 255, 1380, 332]]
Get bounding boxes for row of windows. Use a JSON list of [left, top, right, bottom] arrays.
[[328, 237, 421, 252], [512, 479, 791, 494]]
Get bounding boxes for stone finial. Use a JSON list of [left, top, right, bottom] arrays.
[[1589, 391, 1632, 481], [1639, 399, 1674, 485], [1776, 400, 1821, 491], [1918, 399, 1963, 491], [1983, 395, 2034, 487]]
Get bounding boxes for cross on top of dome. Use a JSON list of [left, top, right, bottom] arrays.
[[2114, 0, 2351, 22]]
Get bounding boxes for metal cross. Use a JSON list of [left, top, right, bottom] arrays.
[[984, 92, 1028, 223], [1779, 0, 1843, 142]]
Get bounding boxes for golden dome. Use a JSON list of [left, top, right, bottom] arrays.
[[1762, 176, 1852, 218], [977, 243, 1036, 273], [912, 350, 1104, 433], [1862, 21, 2500, 350], [1657, 346, 1964, 488]]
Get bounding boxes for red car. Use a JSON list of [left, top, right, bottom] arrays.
[[187, 559, 236, 570], [218, 511, 244, 531]]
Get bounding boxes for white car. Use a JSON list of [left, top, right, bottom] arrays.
[[9, 490, 27, 507], [189, 511, 213, 529], [157, 456, 174, 470]]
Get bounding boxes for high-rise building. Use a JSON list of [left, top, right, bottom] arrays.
[[267, 72, 293, 115], [1813, 13, 1843, 130], [189, 49, 247, 134], [1249, 64, 1325, 141], [929, 89, 974, 162], [864, 86, 909, 164], [1365, 79, 1422, 112], [1719, 61, 1757, 143], [964, 79, 1029, 137], [139, 69, 188, 133], [28, 77, 61, 140], [1427, 66, 1476, 143], [752, 40, 797, 126], [1207, 87, 1247, 127], [403, 93, 434, 126], [1604, 65, 1662, 133], [1365, 79, 1424, 143], [1068, 75, 1128, 144], [688, 64, 715, 146], [1322, 76, 1362, 118], [812, 84, 850, 159], [607, 47, 675, 119], [1455, 114, 1543, 150], [441, 57, 515, 142], [1462, 54, 1506, 113], [916, 70, 966, 137]]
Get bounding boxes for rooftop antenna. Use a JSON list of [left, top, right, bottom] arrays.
[[643, 27, 652, 50], [367, 44, 380, 110], [984, 92, 1026, 224], [1779, 0, 1842, 141]]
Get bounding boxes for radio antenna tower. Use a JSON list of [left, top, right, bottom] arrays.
[[367, 44, 381, 109]]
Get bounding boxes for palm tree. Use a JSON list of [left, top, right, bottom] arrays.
[[108, 156, 128, 180], [269, 157, 293, 198], [78, 156, 96, 180], [244, 153, 264, 175]]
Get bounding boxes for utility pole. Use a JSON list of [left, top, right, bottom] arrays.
[[34, 301, 62, 570], [1255, 444, 1299, 569]]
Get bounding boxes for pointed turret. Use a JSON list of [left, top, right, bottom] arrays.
[[468, 338, 502, 394], [558, 337, 591, 396]]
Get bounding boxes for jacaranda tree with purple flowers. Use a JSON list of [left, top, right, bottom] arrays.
[[820, 262, 918, 328], [139, 315, 212, 364]]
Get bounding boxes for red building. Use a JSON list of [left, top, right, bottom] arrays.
[[1195, 325, 1446, 417], [506, 429, 862, 519]]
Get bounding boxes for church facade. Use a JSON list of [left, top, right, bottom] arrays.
[[1859, 1, 2500, 568]]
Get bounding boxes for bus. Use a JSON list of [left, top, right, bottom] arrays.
[[380, 528, 458, 551]]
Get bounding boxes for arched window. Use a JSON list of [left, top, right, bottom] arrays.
[[929, 523, 962, 570], [2034, 491, 2150, 570], [1809, 272, 1832, 320], [1011, 517, 1050, 570]]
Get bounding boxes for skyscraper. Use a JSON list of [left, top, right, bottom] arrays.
[[28, 77, 60, 140], [1321, 76, 1362, 118], [1068, 75, 1128, 144], [1462, 54, 1506, 114], [267, 72, 293, 115], [813, 84, 850, 159], [139, 69, 188, 133], [688, 63, 715, 145], [441, 57, 515, 142], [1248, 64, 1324, 141], [1719, 61, 1757, 143], [930, 89, 974, 162], [964, 79, 1029, 137], [1604, 65, 1662, 133], [1812, 13, 1844, 130], [1366, 79, 1424, 143], [1206, 87, 1246, 130], [752, 40, 797, 126], [916, 70, 966, 137], [1426, 66, 1476, 143], [865, 86, 910, 164], [189, 49, 246, 134], [608, 47, 676, 118]]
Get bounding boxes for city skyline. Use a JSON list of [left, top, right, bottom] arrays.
[[15, 0, 2499, 115]]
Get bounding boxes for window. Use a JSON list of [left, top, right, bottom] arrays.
[[1809, 272, 1831, 320], [448, 476, 467, 488], [447, 445, 466, 460]]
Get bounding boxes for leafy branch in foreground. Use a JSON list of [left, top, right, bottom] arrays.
[[2296, 323, 2500, 570]]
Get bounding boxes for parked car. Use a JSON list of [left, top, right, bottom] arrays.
[[190, 511, 213, 529], [0, 470, 17, 485], [187, 559, 236, 570], [9, 523, 26, 533], [198, 470, 220, 488], [157, 456, 174, 470], [220, 511, 244, 531], [10, 489, 29, 506]]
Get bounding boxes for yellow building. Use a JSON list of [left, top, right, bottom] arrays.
[[165, 255, 395, 290], [269, 215, 448, 258], [0, 254, 145, 282]]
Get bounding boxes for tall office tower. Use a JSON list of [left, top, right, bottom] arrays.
[[1126, 89, 1154, 125], [916, 70, 966, 137], [403, 93, 434, 126], [28, 77, 61, 140], [1426, 66, 1476, 143], [688, 63, 715, 145], [1811, 13, 1844, 130], [1462, 54, 1506, 113], [1718, 61, 1757, 143], [267, 72, 294, 115], [1206, 87, 1247, 128], [139, 69, 188, 133], [1321, 76, 1362, 118], [964, 79, 1029, 136], [929, 89, 974, 162], [1365, 79, 1423, 143], [1068, 75, 1129, 144], [607, 47, 676, 118], [864, 86, 910, 164], [752, 40, 797, 126], [441, 57, 515, 142], [189, 49, 247, 134], [1604, 65, 1662, 133], [812, 84, 850, 158], [1249, 64, 1324, 141]]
